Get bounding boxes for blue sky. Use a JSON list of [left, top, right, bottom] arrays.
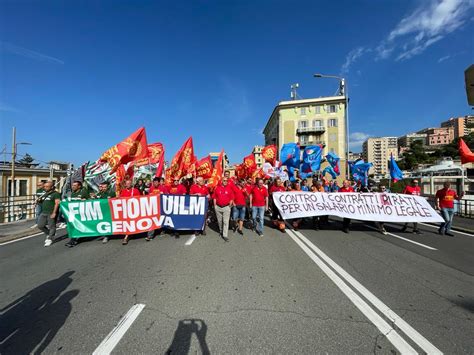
[[1, 0, 473, 167]]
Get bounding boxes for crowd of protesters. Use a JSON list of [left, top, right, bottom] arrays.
[[35, 172, 463, 248]]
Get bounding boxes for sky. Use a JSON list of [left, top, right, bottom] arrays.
[[1, 0, 473, 167]]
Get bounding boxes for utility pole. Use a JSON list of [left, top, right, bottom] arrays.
[[11, 127, 16, 196]]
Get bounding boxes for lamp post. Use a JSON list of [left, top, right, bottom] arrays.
[[313, 73, 349, 179], [10, 127, 32, 196]]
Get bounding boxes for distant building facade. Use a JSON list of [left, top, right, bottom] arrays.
[[362, 137, 398, 176], [418, 127, 454, 146], [252, 145, 264, 168], [263, 96, 347, 178]]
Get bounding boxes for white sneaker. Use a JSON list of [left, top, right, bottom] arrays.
[[44, 239, 52, 247], [102, 237, 109, 243], [58, 222, 66, 228]]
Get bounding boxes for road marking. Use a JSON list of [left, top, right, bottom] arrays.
[[93, 303, 146, 355], [285, 228, 417, 354], [418, 222, 474, 237], [0, 228, 66, 247], [364, 225, 438, 251], [185, 235, 196, 246], [290, 227, 442, 354]]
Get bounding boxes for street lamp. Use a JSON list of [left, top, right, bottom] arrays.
[[10, 126, 32, 196], [313, 73, 349, 179]]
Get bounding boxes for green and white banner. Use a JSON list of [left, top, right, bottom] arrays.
[[60, 194, 208, 238]]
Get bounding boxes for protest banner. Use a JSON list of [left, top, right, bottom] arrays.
[[60, 194, 208, 238], [273, 192, 444, 223]]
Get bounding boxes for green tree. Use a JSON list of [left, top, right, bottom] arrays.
[[399, 140, 431, 170], [17, 153, 35, 167]]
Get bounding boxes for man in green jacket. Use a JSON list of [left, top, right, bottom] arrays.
[[37, 181, 61, 247]]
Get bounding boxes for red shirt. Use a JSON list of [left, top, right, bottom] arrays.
[[339, 187, 354, 193], [213, 185, 234, 207], [120, 188, 141, 197], [245, 184, 254, 195], [269, 185, 286, 194], [169, 184, 187, 195], [436, 188, 458, 209], [251, 186, 268, 207], [190, 184, 210, 196], [404, 185, 421, 196], [232, 185, 247, 206], [149, 185, 169, 195]]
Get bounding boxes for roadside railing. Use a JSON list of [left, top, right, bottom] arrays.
[[0, 195, 37, 223], [425, 197, 474, 218]]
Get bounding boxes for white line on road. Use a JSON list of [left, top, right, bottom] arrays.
[[92, 303, 146, 355], [364, 225, 438, 251], [0, 228, 67, 247], [290, 227, 442, 354], [185, 235, 196, 246], [418, 222, 474, 237], [285, 228, 417, 354]]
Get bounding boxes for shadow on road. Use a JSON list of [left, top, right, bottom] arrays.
[[0, 271, 78, 354], [166, 319, 210, 355]]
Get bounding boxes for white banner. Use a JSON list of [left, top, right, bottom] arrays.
[[273, 192, 444, 223]]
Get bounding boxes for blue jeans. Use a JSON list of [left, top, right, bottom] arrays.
[[252, 206, 265, 234], [440, 208, 455, 233], [232, 206, 246, 221]]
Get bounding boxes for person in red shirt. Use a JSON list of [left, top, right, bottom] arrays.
[[339, 180, 354, 234], [149, 177, 169, 195], [401, 179, 422, 234], [167, 178, 187, 238], [269, 178, 286, 232], [169, 178, 187, 195], [224, 171, 235, 187], [145, 177, 169, 241], [231, 179, 248, 235], [119, 179, 141, 245], [212, 177, 234, 241], [250, 178, 269, 237], [190, 177, 211, 237], [436, 182, 464, 236]]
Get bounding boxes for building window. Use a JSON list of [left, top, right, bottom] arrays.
[[300, 136, 308, 144], [313, 119, 322, 127], [328, 104, 338, 113], [314, 106, 321, 114], [300, 107, 306, 115], [328, 118, 338, 127], [298, 120, 308, 129]]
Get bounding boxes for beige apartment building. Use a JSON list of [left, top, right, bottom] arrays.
[[441, 115, 474, 138], [262, 96, 347, 178], [362, 137, 398, 177], [252, 146, 264, 168], [418, 127, 454, 146]]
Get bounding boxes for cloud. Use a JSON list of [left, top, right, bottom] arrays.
[[438, 54, 451, 62], [340, 47, 369, 75], [349, 132, 371, 151], [376, 0, 473, 61], [1, 41, 64, 65]]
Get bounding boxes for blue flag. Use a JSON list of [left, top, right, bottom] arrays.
[[301, 145, 323, 174], [280, 143, 300, 168], [352, 160, 372, 186], [325, 152, 340, 176], [322, 165, 338, 179], [389, 153, 403, 182]]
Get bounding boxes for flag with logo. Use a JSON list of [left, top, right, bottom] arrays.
[[195, 156, 213, 179], [262, 145, 277, 165], [280, 143, 300, 168], [208, 150, 224, 189], [388, 153, 403, 182], [99, 127, 148, 173], [165, 137, 196, 184], [301, 145, 323, 175]]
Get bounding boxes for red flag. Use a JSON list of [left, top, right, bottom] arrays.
[[262, 145, 277, 165], [208, 150, 224, 189], [251, 168, 265, 180], [243, 153, 257, 174], [459, 138, 474, 164], [156, 152, 165, 178], [99, 127, 148, 173], [235, 164, 247, 179], [135, 143, 164, 167], [195, 156, 213, 179], [165, 137, 196, 185]]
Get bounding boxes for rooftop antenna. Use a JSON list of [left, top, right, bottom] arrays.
[[290, 83, 299, 100]]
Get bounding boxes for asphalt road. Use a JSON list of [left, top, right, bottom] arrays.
[[0, 216, 473, 354]]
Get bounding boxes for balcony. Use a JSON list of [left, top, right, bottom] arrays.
[[299, 140, 326, 148], [296, 126, 326, 135]]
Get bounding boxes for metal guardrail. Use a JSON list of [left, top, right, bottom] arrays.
[[425, 197, 473, 218], [0, 194, 37, 223], [297, 126, 326, 134]]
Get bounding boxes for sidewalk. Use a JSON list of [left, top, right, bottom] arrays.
[[452, 216, 474, 234], [0, 219, 40, 243]]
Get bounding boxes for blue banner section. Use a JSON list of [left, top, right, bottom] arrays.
[[160, 195, 208, 231]]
